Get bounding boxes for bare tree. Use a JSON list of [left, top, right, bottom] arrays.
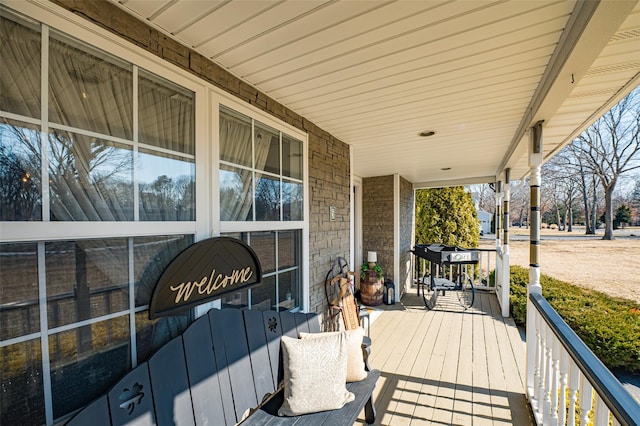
[[569, 87, 640, 239], [509, 179, 529, 228]]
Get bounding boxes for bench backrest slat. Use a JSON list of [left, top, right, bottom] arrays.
[[211, 308, 258, 423], [182, 315, 225, 426], [148, 336, 195, 425], [279, 311, 298, 339], [207, 310, 238, 425], [107, 362, 155, 425], [243, 309, 277, 401], [67, 395, 111, 426], [261, 310, 285, 385], [293, 312, 311, 334]]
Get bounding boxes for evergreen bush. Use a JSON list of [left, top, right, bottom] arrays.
[[508, 265, 640, 373], [415, 186, 479, 248]]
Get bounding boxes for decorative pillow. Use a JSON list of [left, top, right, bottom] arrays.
[[278, 333, 355, 416], [300, 328, 367, 382]]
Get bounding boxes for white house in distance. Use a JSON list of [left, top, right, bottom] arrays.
[[471, 192, 492, 235]]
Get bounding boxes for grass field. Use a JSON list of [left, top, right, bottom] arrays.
[[479, 226, 640, 304]]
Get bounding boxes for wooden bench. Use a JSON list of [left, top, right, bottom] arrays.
[[66, 308, 379, 425]]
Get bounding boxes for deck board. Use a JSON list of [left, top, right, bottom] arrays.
[[358, 290, 533, 425]]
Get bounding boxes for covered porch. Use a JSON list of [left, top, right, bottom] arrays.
[[360, 291, 531, 425], [2, 1, 640, 425]]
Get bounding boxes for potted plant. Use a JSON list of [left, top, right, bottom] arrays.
[[360, 251, 384, 306]]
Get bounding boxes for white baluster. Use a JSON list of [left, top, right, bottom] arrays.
[[544, 324, 553, 425], [550, 336, 560, 426], [558, 349, 569, 426], [593, 394, 610, 425], [567, 360, 579, 426], [533, 311, 543, 412], [579, 375, 593, 426]]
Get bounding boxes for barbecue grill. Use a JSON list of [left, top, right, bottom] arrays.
[[412, 244, 479, 309]]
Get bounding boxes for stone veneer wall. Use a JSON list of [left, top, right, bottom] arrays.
[[399, 176, 415, 298], [50, 0, 351, 315], [362, 176, 394, 281]]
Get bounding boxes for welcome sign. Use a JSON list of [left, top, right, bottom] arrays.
[[149, 237, 262, 318]]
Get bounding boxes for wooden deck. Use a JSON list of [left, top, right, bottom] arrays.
[[358, 290, 534, 425]]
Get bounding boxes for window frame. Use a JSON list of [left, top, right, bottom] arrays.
[[214, 94, 310, 313]]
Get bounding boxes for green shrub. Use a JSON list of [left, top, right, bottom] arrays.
[[509, 265, 640, 373]]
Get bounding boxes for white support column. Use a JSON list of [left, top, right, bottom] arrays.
[[495, 181, 503, 249], [527, 121, 544, 399], [500, 170, 511, 317], [494, 181, 503, 298]]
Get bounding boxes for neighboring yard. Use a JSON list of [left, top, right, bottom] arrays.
[[480, 227, 640, 304]]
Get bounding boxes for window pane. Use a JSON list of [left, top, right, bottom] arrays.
[[250, 231, 276, 273], [282, 135, 302, 180], [45, 239, 129, 328], [1, 339, 45, 426], [255, 121, 279, 174], [282, 179, 303, 221], [278, 269, 300, 312], [135, 310, 191, 363], [220, 164, 253, 221], [139, 149, 195, 221], [250, 275, 275, 311], [0, 11, 41, 118], [220, 106, 252, 167], [0, 118, 42, 221], [220, 290, 249, 309], [255, 173, 280, 221], [49, 316, 130, 419], [278, 230, 300, 270], [49, 32, 133, 139], [48, 130, 134, 221], [0, 242, 39, 340], [139, 70, 194, 155]]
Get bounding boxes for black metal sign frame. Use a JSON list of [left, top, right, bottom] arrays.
[[149, 237, 262, 318]]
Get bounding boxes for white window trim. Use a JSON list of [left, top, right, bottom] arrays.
[[213, 93, 310, 312]]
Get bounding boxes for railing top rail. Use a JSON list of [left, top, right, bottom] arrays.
[[530, 292, 640, 426]]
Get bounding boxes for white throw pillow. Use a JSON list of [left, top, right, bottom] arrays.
[[278, 333, 355, 416], [299, 328, 367, 382]]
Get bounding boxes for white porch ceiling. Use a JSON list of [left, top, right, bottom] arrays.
[[112, 0, 640, 186]]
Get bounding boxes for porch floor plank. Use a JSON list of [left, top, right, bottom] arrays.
[[357, 290, 533, 425]]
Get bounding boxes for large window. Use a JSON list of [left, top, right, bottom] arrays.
[[219, 105, 305, 310], [0, 8, 196, 425]]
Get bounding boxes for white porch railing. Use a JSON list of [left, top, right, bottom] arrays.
[[527, 293, 640, 426], [495, 247, 510, 317]]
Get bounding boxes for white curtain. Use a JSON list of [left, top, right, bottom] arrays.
[[219, 109, 274, 221], [0, 14, 41, 118], [138, 72, 194, 154]]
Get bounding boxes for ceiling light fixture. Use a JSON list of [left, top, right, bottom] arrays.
[[418, 130, 436, 137]]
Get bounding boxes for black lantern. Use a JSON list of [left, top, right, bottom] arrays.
[[384, 279, 395, 305]]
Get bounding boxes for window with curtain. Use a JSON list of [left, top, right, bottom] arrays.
[[219, 105, 305, 311], [0, 7, 197, 425], [219, 105, 303, 222]]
